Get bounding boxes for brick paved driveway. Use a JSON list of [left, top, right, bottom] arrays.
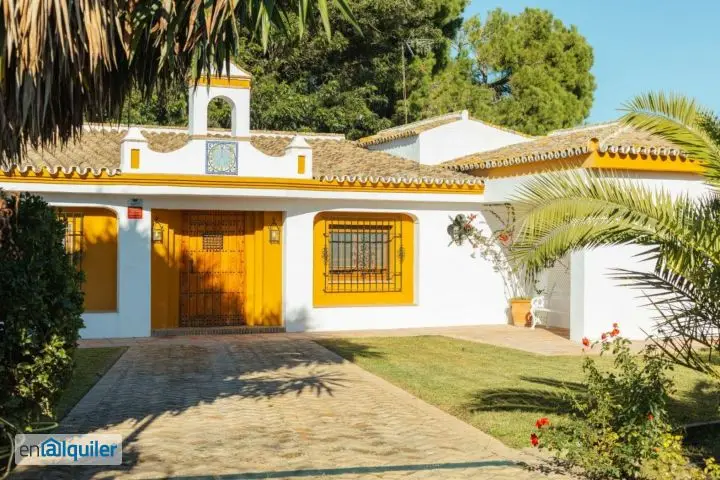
[[16, 335, 565, 479]]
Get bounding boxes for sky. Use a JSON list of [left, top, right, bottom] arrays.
[[465, 1, 720, 124]]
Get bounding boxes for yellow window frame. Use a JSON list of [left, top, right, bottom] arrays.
[[57, 207, 118, 312], [313, 212, 415, 307]]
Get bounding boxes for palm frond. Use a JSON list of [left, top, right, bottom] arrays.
[[0, 0, 359, 165], [511, 90, 720, 378], [621, 92, 720, 188], [612, 267, 720, 378], [510, 170, 720, 277]]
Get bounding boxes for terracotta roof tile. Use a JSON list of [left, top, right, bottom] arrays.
[[443, 122, 686, 171], [17, 130, 125, 173], [357, 115, 461, 147], [143, 131, 191, 152], [357, 111, 532, 147], [15, 127, 479, 184]]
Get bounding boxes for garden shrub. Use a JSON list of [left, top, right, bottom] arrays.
[[0, 191, 84, 432], [640, 434, 720, 480], [532, 326, 718, 479]]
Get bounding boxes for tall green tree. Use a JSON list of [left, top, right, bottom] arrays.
[[511, 93, 720, 378], [396, 55, 495, 123], [123, 0, 467, 139], [405, 8, 596, 134], [0, 0, 356, 165]]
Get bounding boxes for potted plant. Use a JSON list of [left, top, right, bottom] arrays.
[[509, 296, 532, 327], [448, 212, 536, 327]]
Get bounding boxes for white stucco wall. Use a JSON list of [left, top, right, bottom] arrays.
[[368, 117, 529, 166], [568, 245, 658, 342], [486, 171, 710, 341], [283, 202, 507, 332], [367, 136, 419, 162], [120, 131, 313, 179], [188, 84, 250, 137], [19, 187, 505, 338], [417, 120, 529, 165], [46, 196, 153, 339], [535, 256, 571, 329]]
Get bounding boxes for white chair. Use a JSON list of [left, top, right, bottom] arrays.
[[530, 295, 549, 329]]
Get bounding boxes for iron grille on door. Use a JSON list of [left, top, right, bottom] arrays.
[[321, 217, 404, 293], [59, 212, 84, 269], [180, 211, 246, 328]]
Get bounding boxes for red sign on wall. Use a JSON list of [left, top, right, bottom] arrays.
[[127, 198, 143, 220], [128, 206, 143, 219]]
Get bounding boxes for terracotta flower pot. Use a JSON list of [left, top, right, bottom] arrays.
[[510, 299, 531, 327]]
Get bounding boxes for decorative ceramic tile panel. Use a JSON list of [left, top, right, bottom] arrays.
[[202, 233, 224, 251], [205, 141, 238, 175]]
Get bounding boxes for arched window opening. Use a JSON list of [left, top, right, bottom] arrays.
[[207, 96, 234, 131]]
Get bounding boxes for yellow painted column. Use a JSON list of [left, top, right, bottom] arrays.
[[243, 211, 283, 326], [150, 210, 182, 329], [262, 212, 283, 325]]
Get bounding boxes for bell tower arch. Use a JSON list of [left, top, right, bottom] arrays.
[[188, 63, 252, 137]]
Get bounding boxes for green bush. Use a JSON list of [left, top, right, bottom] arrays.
[[640, 433, 720, 480], [532, 328, 681, 479], [0, 192, 84, 431]]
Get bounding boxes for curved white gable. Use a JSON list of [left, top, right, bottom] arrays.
[[119, 63, 313, 179]]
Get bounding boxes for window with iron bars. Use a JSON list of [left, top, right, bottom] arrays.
[[322, 217, 405, 293], [58, 212, 84, 269]]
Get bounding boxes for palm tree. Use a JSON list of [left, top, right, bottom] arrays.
[[511, 92, 720, 377], [0, 0, 356, 165]]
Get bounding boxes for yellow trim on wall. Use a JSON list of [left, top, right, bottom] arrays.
[[0, 168, 485, 194], [297, 155, 306, 175], [313, 212, 415, 307], [476, 142, 704, 178], [475, 155, 588, 178], [130, 149, 140, 169], [150, 209, 282, 329], [194, 77, 251, 88], [59, 207, 118, 312], [585, 150, 704, 174]]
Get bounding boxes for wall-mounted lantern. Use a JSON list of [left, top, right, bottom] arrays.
[[269, 218, 281, 244], [152, 219, 164, 243]]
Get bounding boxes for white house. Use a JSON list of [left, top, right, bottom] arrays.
[[358, 110, 531, 165], [2, 65, 507, 339], [1, 64, 705, 341], [365, 121, 706, 341]]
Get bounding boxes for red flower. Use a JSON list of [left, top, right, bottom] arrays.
[[648, 413, 654, 421], [498, 233, 509, 243], [612, 322, 619, 329], [611, 328, 620, 337], [535, 417, 550, 428], [582, 337, 590, 347], [530, 433, 539, 447], [601, 333, 608, 341]]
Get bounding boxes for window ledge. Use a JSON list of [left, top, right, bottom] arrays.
[[313, 303, 417, 309]]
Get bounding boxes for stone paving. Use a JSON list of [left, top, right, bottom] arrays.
[[17, 335, 568, 479], [80, 324, 647, 356]]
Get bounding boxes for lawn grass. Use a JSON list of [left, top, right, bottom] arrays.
[[53, 347, 126, 420], [318, 335, 720, 454]]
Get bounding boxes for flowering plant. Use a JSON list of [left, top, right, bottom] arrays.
[[447, 213, 535, 299], [530, 326, 679, 479]]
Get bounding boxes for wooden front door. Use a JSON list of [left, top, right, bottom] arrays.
[[179, 211, 246, 327]]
